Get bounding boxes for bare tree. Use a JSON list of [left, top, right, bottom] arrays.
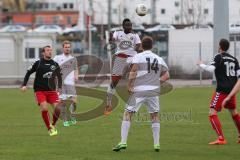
[[181, 0, 207, 25]]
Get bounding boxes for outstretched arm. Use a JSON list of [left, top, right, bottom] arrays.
[[21, 61, 38, 91], [197, 60, 215, 73]]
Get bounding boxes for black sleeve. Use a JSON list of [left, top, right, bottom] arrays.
[[210, 54, 221, 68], [55, 63, 62, 89], [235, 59, 240, 78], [22, 61, 39, 86]]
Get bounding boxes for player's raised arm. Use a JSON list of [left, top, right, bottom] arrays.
[[110, 31, 117, 43], [197, 60, 216, 73], [21, 61, 39, 91]]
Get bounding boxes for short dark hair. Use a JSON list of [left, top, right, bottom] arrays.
[[219, 39, 229, 51], [122, 18, 131, 25], [142, 36, 153, 50], [42, 45, 51, 53]]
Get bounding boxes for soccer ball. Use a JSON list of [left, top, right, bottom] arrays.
[[136, 4, 148, 16]]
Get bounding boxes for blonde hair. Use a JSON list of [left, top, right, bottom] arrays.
[[62, 40, 71, 47]]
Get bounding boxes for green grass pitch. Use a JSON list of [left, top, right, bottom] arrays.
[[0, 87, 239, 160]]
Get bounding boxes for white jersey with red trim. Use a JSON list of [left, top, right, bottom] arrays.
[[113, 30, 141, 57]]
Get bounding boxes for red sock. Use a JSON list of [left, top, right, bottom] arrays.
[[52, 107, 61, 126], [41, 110, 51, 130], [232, 114, 240, 135], [209, 115, 224, 140]]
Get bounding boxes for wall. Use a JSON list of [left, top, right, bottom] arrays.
[[168, 29, 213, 77], [0, 33, 55, 81]]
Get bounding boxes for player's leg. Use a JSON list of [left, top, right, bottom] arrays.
[[51, 102, 61, 127], [69, 96, 77, 114], [147, 96, 160, 151], [35, 91, 53, 134], [226, 95, 240, 143], [105, 56, 127, 115], [209, 109, 226, 144], [113, 94, 142, 151], [46, 91, 61, 135], [69, 96, 77, 125], [59, 85, 71, 126], [208, 92, 227, 144], [229, 109, 240, 143], [60, 100, 71, 127], [64, 85, 78, 125], [113, 111, 133, 152], [39, 101, 51, 131], [150, 112, 160, 152]]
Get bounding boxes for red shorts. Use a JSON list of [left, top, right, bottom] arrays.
[[35, 91, 59, 105], [210, 92, 236, 111]]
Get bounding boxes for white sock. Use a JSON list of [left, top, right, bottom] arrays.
[[152, 122, 160, 145], [121, 121, 131, 144], [107, 84, 115, 106]]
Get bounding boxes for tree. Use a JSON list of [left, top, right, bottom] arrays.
[[181, 0, 208, 25]]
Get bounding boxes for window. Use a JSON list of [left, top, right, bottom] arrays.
[[237, 36, 240, 41], [112, 8, 117, 14], [175, 1, 179, 7], [67, 16, 72, 25], [36, 16, 44, 24], [50, 3, 57, 10], [123, 8, 128, 14], [25, 48, 35, 59], [38, 48, 43, 58], [43, 3, 49, 9], [63, 3, 68, 9], [204, 8, 208, 14], [52, 16, 59, 24], [37, 3, 43, 9], [148, 9, 151, 14], [161, 9, 166, 14], [175, 15, 180, 21], [188, 9, 193, 14], [69, 3, 74, 9]]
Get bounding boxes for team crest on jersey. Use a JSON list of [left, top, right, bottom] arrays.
[[119, 41, 133, 50], [130, 37, 134, 40], [50, 65, 56, 70]]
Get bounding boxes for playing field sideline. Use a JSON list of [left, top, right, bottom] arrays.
[[0, 87, 239, 160]]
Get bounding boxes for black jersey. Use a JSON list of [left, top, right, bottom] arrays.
[[22, 58, 62, 92], [211, 52, 240, 94]]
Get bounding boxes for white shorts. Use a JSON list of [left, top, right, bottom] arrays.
[[125, 94, 159, 113], [59, 84, 77, 100], [112, 55, 133, 76]]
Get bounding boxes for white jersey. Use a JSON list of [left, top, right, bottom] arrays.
[[131, 50, 168, 92], [54, 54, 78, 86], [113, 30, 141, 56]]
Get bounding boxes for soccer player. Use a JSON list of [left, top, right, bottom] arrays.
[[54, 41, 78, 127], [104, 18, 141, 115], [112, 36, 170, 152], [197, 39, 240, 144], [21, 45, 62, 136]]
